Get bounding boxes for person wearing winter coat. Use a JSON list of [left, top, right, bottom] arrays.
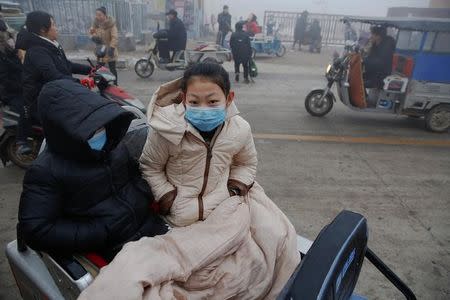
[[363, 26, 395, 88], [79, 63, 299, 300], [293, 10, 308, 50], [89, 6, 119, 84], [230, 21, 252, 84], [18, 79, 168, 258], [245, 13, 261, 36], [0, 19, 23, 114], [19, 11, 91, 155], [217, 5, 231, 46], [166, 9, 187, 61], [309, 19, 322, 52]]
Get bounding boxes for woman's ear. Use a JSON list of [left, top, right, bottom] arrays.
[[226, 90, 235, 106], [180, 91, 187, 104]]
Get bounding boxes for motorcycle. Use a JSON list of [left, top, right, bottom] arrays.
[[304, 17, 450, 133], [134, 27, 231, 79], [0, 60, 146, 169], [82, 58, 146, 113]]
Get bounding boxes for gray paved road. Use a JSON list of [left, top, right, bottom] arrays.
[[1, 49, 449, 299]]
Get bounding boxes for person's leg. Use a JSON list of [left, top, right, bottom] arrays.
[[243, 60, 250, 83], [234, 60, 240, 82], [108, 61, 118, 85]]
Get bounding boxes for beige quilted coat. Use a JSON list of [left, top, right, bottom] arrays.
[[139, 78, 257, 227], [78, 79, 300, 300], [90, 16, 118, 63]]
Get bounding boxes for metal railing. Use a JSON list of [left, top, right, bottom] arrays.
[[264, 11, 371, 45], [26, 0, 157, 40]]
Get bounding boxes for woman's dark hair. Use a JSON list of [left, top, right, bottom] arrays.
[[96, 6, 107, 16], [181, 63, 231, 96], [26, 11, 53, 35], [251, 14, 257, 22], [370, 26, 387, 37]]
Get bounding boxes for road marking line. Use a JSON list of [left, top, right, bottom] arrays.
[[253, 133, 450, 147]]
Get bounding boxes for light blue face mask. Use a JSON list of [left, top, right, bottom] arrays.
[[88, 129, 107, 151], [185, 106, 226, 132]]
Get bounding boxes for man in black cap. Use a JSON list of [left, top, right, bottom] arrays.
[[165, 9, 187, 62], [217, 5, 231, 46]]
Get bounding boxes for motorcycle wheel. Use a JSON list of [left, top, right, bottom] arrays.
[[305, 90, 334, 117], [5, 137, 40, 169], [425, 104, 450, 133], [276, 45, 287, 57], [135, 59, 155, 79]]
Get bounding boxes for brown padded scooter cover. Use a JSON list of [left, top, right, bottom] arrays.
[[348, 54, 367, 108]]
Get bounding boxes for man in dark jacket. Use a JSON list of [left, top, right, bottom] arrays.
[[18, 11, 91, 154], [293, 11, 308, 51], [217, 5, 231, 46], [18, 79, 168, 258], [166, 9, 187, 62], [364, 26, 396, 88], [230, 21, 252, 84]]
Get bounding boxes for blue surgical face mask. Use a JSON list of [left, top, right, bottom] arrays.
[[88, 128, 107, 151], [185, 105, 226, 132]]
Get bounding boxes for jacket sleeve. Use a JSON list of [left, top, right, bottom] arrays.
[[18, 165, 110, 253], [110, 25, 119, 49], [139, 129, 176, 202], [0, 56, 21, 93], [27, 48, 74, 82], [228, 122, 257, 195], [70, 61, 91, 75]]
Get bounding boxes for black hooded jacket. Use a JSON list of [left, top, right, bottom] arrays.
[[364, 36, 396, 87], [22, 33, 91, 114], [18, 79, 167, 254], [230, 29, 252, 62], [167, 17, 187, 52]]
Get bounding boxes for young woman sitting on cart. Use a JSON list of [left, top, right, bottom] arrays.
[[79, 63, 300, 300]]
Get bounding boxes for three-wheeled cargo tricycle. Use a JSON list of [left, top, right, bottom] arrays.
[[305, 17, 450, 133]]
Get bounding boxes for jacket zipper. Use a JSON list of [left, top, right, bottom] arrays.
[[195, 125, 224, 221]]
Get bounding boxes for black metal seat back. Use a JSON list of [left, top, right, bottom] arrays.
[[279, 210, 368, 300]]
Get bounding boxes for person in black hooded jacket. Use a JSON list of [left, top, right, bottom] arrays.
[[18, 11, 91, 154], [18, 79, 168, 258]]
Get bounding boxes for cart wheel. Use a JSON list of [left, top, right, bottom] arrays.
[[135, 59, 154, 78], [276, 45, 286, 57], [252, 48, 256, 59], [305, 90, 334, 117], [425, 105, 450, 133]]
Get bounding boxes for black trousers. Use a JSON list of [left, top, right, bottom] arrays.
[[234, 59, 249, 79], [107, 61, 118, 85]]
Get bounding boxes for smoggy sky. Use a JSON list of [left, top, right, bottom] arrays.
[[205, 0, 430, 21]]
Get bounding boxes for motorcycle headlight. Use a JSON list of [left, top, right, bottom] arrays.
[[326, 64, 332, 74]]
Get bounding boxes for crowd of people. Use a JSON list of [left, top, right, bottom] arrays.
[[1, 4, 397, 299]]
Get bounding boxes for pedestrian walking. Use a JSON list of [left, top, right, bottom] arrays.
[[293, 10, 308, 51], [230, 21, 252, 84], [89, 6, 119, 85]]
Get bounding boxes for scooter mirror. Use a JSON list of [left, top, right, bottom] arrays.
[[157, 22, 160, 31]]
